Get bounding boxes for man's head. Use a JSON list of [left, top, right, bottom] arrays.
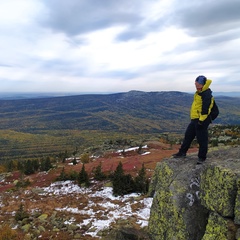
[[195, 75, 206, 91]]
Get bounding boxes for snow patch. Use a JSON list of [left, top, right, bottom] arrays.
[[116, 145, 148, 153], [42, 180, 153, 237]]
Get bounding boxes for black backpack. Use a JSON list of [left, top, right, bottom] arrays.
[[210, 100, 219, 121]]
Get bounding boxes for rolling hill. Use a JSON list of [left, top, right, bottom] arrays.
[[0, 91, 239, 161]]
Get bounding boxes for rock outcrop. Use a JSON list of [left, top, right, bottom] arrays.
[[102, 227, 151, 240], [148, 146, 240, 240]]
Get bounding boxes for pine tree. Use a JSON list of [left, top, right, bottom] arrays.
[[14, 204, 29, 221], [137, 142, 143, 154], [112, 162, 135, 196], [24, 160, 35, 175], [122, 173, 135, 194], [40, 157, 52, 172], [112, 162, 124, 195], [32, 159, 40, 172], [93, 162, 106, 181], [135, 163, 149, 194], [6, 160, 14, 172], [72, 157, 77, 165], [17, 161, 24, 172], [60, 150, 69, 163], [78, 164, 90, 187], [57, 167, 68, 181]]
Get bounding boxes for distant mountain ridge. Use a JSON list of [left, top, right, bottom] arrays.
[[0, 91, 239, 100], [0, 90, 239, 161], [0, 91, 239, 134]]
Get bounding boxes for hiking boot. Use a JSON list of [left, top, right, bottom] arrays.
[[197, 158, 206, 164], [172, 152, 186, 158]]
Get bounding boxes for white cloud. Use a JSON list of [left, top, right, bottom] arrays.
[[0, 0, 240, 93], [0, 1, 39, 25]]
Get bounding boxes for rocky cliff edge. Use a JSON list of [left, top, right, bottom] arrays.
[[148, 146, 240, 240]]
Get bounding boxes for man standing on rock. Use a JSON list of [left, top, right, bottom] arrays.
[[172, 75, 216, 164]]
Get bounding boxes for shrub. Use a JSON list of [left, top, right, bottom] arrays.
[[14, 204, 29, 221], [68, 170, 78, 180], [0, 165, 6, 173], [56, 168, 78, 181], [56, 167, 68, 181], [81, 153, 90, 164], [15, 178, 31, 188], [211, 139, 219, 147]]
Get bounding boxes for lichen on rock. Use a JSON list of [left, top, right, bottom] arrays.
[[235, 178, 240, 224], [202, 212, 237, 240], [200, 162, 238, 217], [148, 158, 208, 240], [148, 146, 240, 240]]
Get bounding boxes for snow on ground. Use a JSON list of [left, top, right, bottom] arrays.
[[39, 180, 90, 195], [40, 181, 153, 237], [141, 151, 151, 155], [116, 145, 148, 153]]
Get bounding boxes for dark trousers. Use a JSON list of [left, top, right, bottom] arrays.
[[179, 118, 211, 160]]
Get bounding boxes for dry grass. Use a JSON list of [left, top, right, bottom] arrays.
[[0, 142, 199, 239], [0, 224, 18, 240]]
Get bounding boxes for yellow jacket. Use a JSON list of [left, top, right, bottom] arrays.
[[190, 79, 214, 121]]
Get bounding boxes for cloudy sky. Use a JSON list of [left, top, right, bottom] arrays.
[[0, 0, 240, 93]]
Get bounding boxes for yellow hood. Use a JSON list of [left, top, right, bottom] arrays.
[[201, 79, 212, 92]]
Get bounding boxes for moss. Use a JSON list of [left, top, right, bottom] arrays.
[[200, 165, 237, 217]]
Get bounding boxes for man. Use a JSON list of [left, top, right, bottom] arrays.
[[172, 75, 215, 164]]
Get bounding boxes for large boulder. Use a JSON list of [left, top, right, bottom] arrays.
[[102, 227, 151, 240], [148, 146, 240, 240]]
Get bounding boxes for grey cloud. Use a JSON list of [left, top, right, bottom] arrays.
[[172, 0, 240, 36], [66, 37, 88, 47], [114, 13, 168, 42], [116, 0, 240, 42], [202, 30, 240, 45], [116, 29, 147, 41], [168, 29, 240, 57], [115, 10, 168, 42], [41, 0, 145, 36]]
